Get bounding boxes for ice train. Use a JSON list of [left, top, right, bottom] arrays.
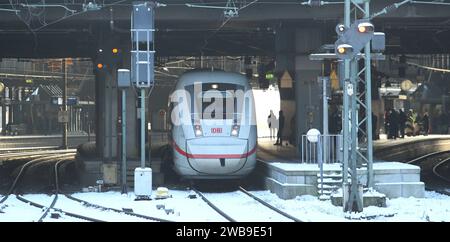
[[168, 70, 257, 179]]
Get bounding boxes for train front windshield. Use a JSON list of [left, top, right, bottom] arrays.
[[185, 83, 245, 121]]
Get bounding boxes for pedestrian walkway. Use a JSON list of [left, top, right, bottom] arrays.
[[257, 138, 298, 163]]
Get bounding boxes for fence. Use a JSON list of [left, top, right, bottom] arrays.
[[300, 134, 343, 164]]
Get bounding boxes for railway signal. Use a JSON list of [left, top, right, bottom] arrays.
[[94, 48, 107, 73], [111, 47, 122, 66], [334, 20, 375, 60]]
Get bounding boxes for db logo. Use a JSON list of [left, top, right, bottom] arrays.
[[211, 128, 222, 133]]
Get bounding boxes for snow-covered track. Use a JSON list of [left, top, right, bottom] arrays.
[[38, 154, 76, 222], [16, 195, 104, 222], [238, 186, 302, 222], [64, 194, 173, 222], [193, 187, 297, 222], [192, 187, 236, 222]]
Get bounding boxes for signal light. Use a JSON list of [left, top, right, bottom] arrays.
[[335, 44, 354, 59], [358, 26, 366, 33], [112, 48, 119, 54], [337, 44, 352, 54], [97, 63, 104, 69], [335, 24, 346, 36], [357, 22, 374, 33], [334, 20, 376, 60]]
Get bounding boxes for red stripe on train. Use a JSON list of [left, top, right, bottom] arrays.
[[171, 141, 256, 159]]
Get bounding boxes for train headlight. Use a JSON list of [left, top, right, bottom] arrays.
[[231, 125, 240, 137], [194, 125, 203, 137]]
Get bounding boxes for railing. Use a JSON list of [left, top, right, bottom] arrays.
[[300, 134, 343, 164]]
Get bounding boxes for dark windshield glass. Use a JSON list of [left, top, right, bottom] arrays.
[[185, 83, 244, 120]]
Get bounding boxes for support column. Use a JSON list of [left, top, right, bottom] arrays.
[[275, 27, 324, 149], [104, 70, 119, 160], [274, 26, 296, 146], [95, 60, 105, 157], [95, 39, 137, 160]]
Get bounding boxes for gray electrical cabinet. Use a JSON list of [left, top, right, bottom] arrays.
[[118, 69, 131, 88]]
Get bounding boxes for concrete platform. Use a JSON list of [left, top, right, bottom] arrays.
[[374, 135, 450, 161], [261, 161, 424, 200], [257, 135, 450, 163]]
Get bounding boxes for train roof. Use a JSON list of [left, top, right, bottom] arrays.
[[175, 69, 250, 88]]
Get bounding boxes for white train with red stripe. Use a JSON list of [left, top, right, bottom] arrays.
[[168, 69, 257, 179]]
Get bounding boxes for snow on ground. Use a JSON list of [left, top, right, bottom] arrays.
[[203, 191, 292, 222], [0, 195, 49, 222], [54, 195, 151, 222], [253, 190, 450, 222], [1, 190, 449, 221], [71, 190, 227, 222], [0, 195, 82, 222]]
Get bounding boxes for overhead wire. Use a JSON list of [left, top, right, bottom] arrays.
[[200, 0, 259, 53]]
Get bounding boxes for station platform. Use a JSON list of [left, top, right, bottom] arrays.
[[374, 134, 450, 161], [0, 133, 93, 150], [255, 136, 450, 200], [257, 135, 450, 163]]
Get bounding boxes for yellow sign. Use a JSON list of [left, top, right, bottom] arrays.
[[398, 95, 407, 100], [280, 70, 293, 88], [330, 68, 339, 91]]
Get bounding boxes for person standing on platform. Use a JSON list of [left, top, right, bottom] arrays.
[[372, 112, 379, 140], [267, 110, 278, 140], [384, 109, 390, 139], [398, 109, 407, 138], [422, 112, 430, 135], [274, 110, 285, 146]]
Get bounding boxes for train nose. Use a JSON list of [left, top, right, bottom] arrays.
[[185, 137, 254, 175]]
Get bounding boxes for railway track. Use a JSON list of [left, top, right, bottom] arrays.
[[64, 194, 173, 222], [192, 186, 301, 222], [1, 150, 173, 222], [0, 152, 106, 222], [38, 154, 76, 222], [0, 153, 75, 203], [16, 195, 104, 222], [407, 151, 450, 195]]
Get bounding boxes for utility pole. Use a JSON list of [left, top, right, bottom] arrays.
[[132, 1, 157, 200], [337, 0, 386, 212], [321, 76, 329, 165], [62, 58, 68, 149], [309, 2, 385, 210]]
